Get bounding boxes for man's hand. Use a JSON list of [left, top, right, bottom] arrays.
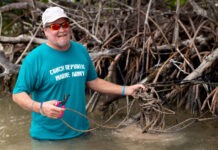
[[40, 100, 65, 119], [125, 84, 146, 96]]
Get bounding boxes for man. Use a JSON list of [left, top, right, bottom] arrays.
[[12, 6, 145, 140]]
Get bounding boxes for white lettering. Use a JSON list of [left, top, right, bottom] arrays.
[[65, 64, 85, 70], [72, 71, 85, 77], [55, 72, 70, 81], [50, 66, 65, 75]]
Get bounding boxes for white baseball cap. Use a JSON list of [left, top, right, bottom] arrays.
[[42, 7, 69, 26]]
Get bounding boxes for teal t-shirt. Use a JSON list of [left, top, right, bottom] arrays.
[[13, 41, 97, 140]]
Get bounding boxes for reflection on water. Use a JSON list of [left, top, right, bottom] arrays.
[[0, 94, 218, 150], [0, 94, 31, 150]]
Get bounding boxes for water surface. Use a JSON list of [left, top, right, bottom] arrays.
[[0, 94, 218, 150]]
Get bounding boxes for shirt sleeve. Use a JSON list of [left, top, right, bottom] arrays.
[[86, 55, 97, 82], [80, 45, 97, 82], [12, 53, 40, 94]]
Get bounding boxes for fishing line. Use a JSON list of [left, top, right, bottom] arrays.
[[60, 79, 217, 133], [60, 100, 136, 133], [143, 79, 218, 88]]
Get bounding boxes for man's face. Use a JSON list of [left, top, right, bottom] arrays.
[[44, 18, 71, 51]]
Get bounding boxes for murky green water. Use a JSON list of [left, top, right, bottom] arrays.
[[0, 94, 218, 150]]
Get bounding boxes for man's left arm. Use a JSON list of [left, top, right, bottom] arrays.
[[86, 78, 145, 96]]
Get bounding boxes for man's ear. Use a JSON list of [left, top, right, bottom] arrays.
[[43, 27, 48, 37]]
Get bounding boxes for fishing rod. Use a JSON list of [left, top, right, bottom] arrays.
[[143, 79, 218, 88]]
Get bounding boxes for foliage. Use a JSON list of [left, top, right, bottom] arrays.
[[165, 0, 187, 9], [2, 15, 23, 36], [1, 7, 28, 36], [40, 0, 48, 3]]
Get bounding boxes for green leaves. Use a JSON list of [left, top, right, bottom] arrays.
[[165, 0, 187, 9]]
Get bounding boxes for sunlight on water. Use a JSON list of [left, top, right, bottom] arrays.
[[113, 124, 185, 142], [0, 94, 218, 150]]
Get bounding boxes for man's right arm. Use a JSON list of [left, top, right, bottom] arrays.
[[12, 92, 65, 119], [12, 92, 40, 112]]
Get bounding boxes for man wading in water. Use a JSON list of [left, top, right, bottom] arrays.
[[12, 6, 145, 141]]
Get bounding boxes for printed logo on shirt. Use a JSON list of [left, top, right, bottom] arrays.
[[49, 64, 85, 81]]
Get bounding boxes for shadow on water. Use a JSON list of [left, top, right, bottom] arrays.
[[0, 94, 218, 150]]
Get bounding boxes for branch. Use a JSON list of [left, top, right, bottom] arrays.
[[0, 52, 20, 77], [188, 0, 208, 18], [183, 48, 218, 81], [0, 2, 31, 13], [0, 34, 46, 44]]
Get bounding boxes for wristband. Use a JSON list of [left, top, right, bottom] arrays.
[[40, 102, 44, 115], [31, 101, 35, 111], [122, 86, 126, 95]]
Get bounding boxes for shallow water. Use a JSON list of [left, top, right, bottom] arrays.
[[0, 94, 218, 150]]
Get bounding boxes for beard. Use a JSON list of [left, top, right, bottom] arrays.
[[47, 34, 71, 51]]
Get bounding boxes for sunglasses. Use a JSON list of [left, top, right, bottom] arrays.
[[46, 22, 70, 30]]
